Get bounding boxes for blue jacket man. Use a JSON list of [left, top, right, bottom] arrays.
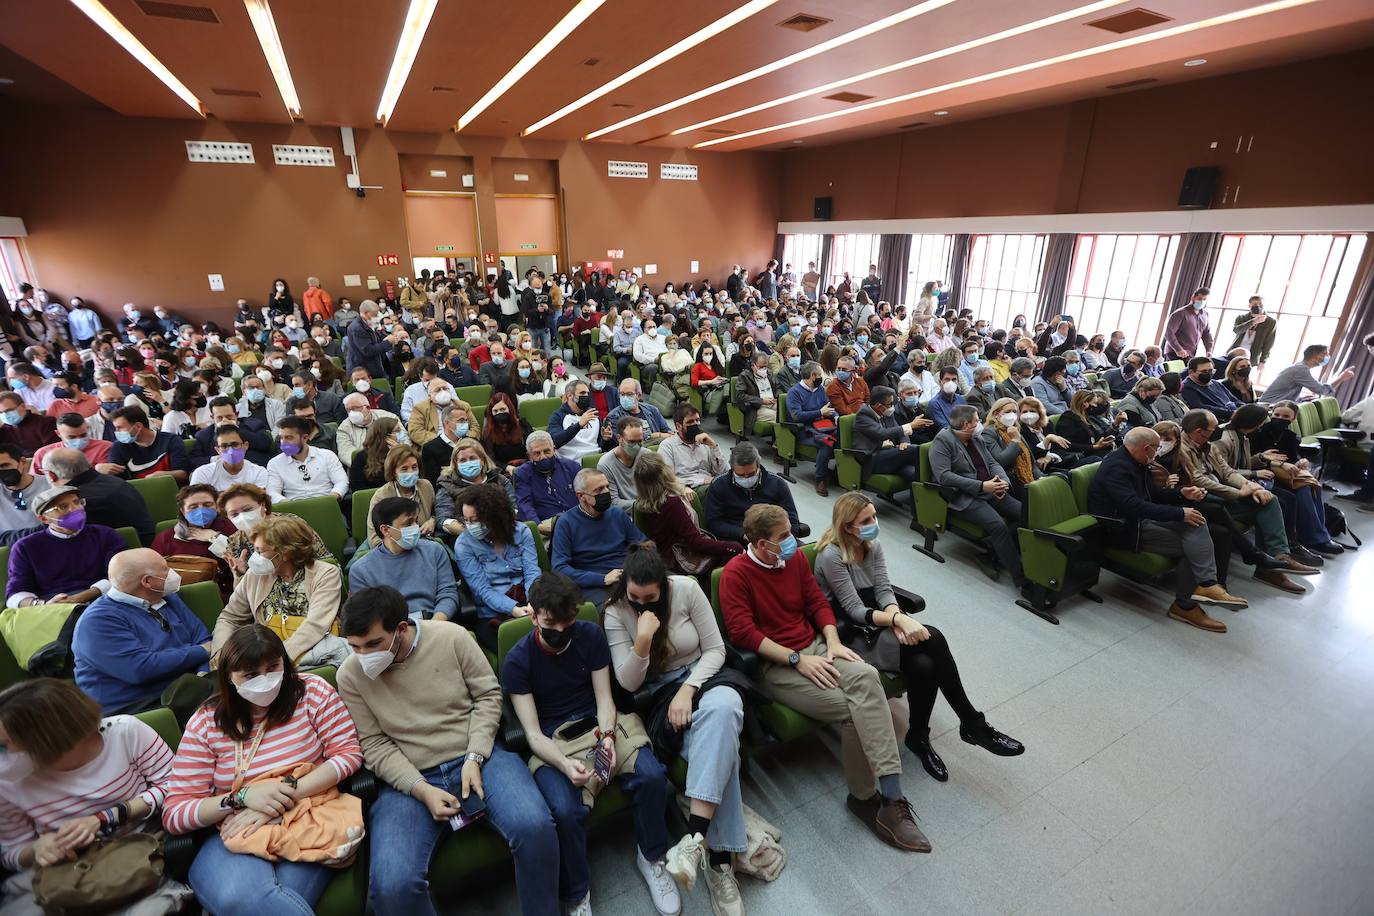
[[1180, 358, 1240, 421], [784, 362, 837, 494]]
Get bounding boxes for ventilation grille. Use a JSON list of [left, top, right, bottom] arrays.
[[1105, 76, 1160, 90], [186, 140, 253, 163], [702, 128, 734, 135], [211, 87, 261, 98], [778, 13, 831, 32], [898, 121, 929, 130], [661, 163, 698, 181], [431, 85, 456, 93], [824, 91, 873, 103], [1086, 8, 1172, 33], [272, 144, 336, 167], [607, 160, 649, 179], [135, 0, 220, 23], [609, 102, 634, 109], [582, 57, 601, 66]]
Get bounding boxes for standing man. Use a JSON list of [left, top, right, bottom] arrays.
[[347, 300, 409, 377], [303, 276, 335, 323], [1228, 296, 1276, 371], [1162, 287, 1214, 362], [801, 262, 821, 302], [861, 264, 882, 304]]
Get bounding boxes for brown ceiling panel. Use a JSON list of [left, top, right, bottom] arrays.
[[0, 44, 108, 110]]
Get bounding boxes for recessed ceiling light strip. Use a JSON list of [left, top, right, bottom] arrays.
[[457, 0, 607, 131], [523, 0, 780, 136], [671, 0, 1126, 136], [376, 0, 440, 124], [582, 0, 957, 141], [68, 0, 204, 115], [693, 0, 1321, 149], [243, 0, 302, 118]]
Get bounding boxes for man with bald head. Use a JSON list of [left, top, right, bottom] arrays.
[[72, 548, 212, 714], [1088, 426, 1246, 634]]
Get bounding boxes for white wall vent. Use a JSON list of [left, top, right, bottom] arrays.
[[273, 144, 336, 167], [660, 162, 698, 181], [186, 140, 254, 163], [607, 160, 649, 179]]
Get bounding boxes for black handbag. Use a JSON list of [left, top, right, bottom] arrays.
[[645, 667, 772, 762]]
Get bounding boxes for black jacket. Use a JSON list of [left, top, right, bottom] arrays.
[[703, 467, 803, 543], [1085, 447, 1185, 549], [189, 418, 274, 469], [68, 467, 155, 546]]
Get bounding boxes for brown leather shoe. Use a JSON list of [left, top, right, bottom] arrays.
[[1167, 602, 1227, 632], [1275, 554, 1320, 576], [1254, 568, 1305, 593], [1191, 584, 1248, 609], [815, 480, 830, 497], [850, 794, 932, 853]]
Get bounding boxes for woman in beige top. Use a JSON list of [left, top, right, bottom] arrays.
[[365, 445, 435, 546], [212, 514, 348, 667], [602, 545, 747, 909]]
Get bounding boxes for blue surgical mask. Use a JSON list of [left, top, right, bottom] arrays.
[[453, 422, 470, 438], [397, 470, 420, 488], [185, 506, 218, 528], [245, 388, 265, 403], [591, 379, 607, 391], [620, 395, 638, 410], [1067, 363, 1082, 376], [836, 369, 851, 382], [457, 459, 482, 479], [115, 429, 135, 444], [464, 521, 487, 541], [0, 411, 21, 426], [1318, 355, 1330, 367], [857, 334, 868, 344], [395, 524, 422, 549], [786, 356, 801, 370], [772, 534, 798, 562], [979, 380, 995, 392], [291, 386, 306, 399], [226, 343, 241, 354], [903, 395, 919, 408], [64, 436, 90, 451], [857, 522, 879, 541], [518, 367, 531, 379], [9, 378, 26, 391]]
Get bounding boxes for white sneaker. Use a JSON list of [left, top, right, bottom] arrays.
[[565, 892, 592, 916], [664, 832, 705, 890], [703, 862, 744, 916], [636, 847, 683, 916]]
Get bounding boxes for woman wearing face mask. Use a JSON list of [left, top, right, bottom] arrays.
[[0, 679, 192, 915], [348, 416, 404, 493], [265, 279, 295, 319], [1057, 391, 1118, 461], [1153, 372, 1190, 423], [452, 483, 540, 650], [509, 356, 544, 401], [1119, 376, 1165, 429], [163, 625, 361, 916], [1081, 336, 1110, 371], [814, 493, 1023, 783], [364, 445, 435, 547], [218, 484, 331, 583], [1222, 356, 1257, 404], [162, 378, 212, 437], [214, 515, 349, 668], [979, 397, 1040, 499], [481, 393, 534, 475], [543, 356, 571, 399], [224, 336, 260, 369], [435, 438, 517, 538], [632, 452, 741, 578], [690, 343, 730, 420], [1016, 397, 1075, 471], [151, 484, 238, 600], [658, 334, 695, 403]]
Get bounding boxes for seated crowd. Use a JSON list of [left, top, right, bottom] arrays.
[[0, 265, 1369, 915]]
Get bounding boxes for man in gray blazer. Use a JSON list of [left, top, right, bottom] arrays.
[[928, 404, 1025, 587]]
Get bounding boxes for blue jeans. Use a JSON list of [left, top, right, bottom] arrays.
[[681, 686, 748, 853], [367, 747, 560, 916], [1290, 484, 1331, 545], [533, 742, 672, 904], [188, 831, 332, 916], [530, 327, 552, 353]]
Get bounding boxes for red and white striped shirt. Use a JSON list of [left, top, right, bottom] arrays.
[[162, 674, 362, 835], [0, 716, 174, 871]]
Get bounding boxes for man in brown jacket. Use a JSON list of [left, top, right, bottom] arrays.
[[825, 355, 870, 416]]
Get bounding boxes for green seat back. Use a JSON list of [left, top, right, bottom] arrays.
[[838, 412, 856, 448], [1025, 475, 1080, 530], [1068, 462, 1100, 512], [1316, 396, 1341, 430], [518, 397, 562, 432], [128, 475, 179, 524], [1164, 359, 1186, 374], [455, 385, 492, 411], [580, 453, 601, 470], [155, 519, 176, 534], [801, 543, 817, 569], [135, 707, 181, 750], [525, 520, 550, 571], [179, 580, 224, 633], [496, 602, 596, 674], [0, 545, 8, 611], [351, 488, 379, 544], [116, 527, 141, 549], [372, 378, 394, 398], [275, 496, 348, 563], [1296, 402, 1322, 439]]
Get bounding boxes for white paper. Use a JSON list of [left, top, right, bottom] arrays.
[[462, 174, 475, 188], [366, 276, 381, 290], [689, 260, 699, 273], [344, 274, 362, 287], [207, 274, 224, 292], [644, 263, 657, 275], [633, 267, 644, 277]]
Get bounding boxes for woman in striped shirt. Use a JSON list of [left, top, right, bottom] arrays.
[[164, 625, 362, 916], [0, 678, 188, 912]]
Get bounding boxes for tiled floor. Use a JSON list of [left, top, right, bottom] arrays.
[[458, 428, 1374, 916]]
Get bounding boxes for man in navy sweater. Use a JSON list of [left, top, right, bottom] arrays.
[[784, 360, 837, 496], [512, 431, 580, 535], [1179, 356, 1240, 421], [72, 548, 210, 713], [1087, 427, 1246, 633], [550, 468, 648, 605]]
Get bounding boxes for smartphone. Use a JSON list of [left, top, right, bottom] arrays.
[[592, 738, 613, 786], [447, 792, 486, 831]]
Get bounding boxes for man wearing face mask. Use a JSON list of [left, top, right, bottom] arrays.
[[596, 416, 646, 510], [1103, 350, 1146, 400], [337, 392, 398, 469], [6, 486, 126, 610], [43, 447, 156, 546], [995, 357, 1037, 403], [965, 366, 999, 420], [853, 386, 926, 489], [785, 360, 839, 496], [704, 442, 807, 544], [0, 391, 58, 456], [406, 379, 459, 448], [657, 404, 726, 489], [924, 367, 968, 431], [266, 416, 348, 503], [547, 381, 605, 461], [72, 548, 211, 714], [606, 378, 672, 446], [1163, 287, 1214, 362], [550, 469, 649, 606], [349, 498, 458, 624], [1179, 357, 1241, 421], [513, 431, 580, 529], [0, 443, 51, 533], [1259, 343, 1357, 405]]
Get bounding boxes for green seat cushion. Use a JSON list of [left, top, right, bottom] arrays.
[[879, 672, 906, 698], [865, 473, 906, 495], [761, 702, 823, 743], [1047, 516, 1098, 537], [316, 848, 368, 916], [1105, 549, 1175, 578]]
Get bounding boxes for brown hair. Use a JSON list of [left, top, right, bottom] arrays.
[[384, 444, 422, 483], [742, 503, 789, 544], [210, 625, 305, 742], [0, 679, 102, 766], [251, 514, 319, 570], [362, 417, 402, 480], [217, 482, 271, 513], [631, 451, 691, 512]]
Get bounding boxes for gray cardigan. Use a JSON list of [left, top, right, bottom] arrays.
[[813, 542, 902, 671]]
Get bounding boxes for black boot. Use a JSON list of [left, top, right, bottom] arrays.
[[904, 729, 948, 782], [959, 713, 1025, 757]]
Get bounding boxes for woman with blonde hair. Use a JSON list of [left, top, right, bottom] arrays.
[[434, 437, 517, 537], [929, 347, 965, 392], [980, 396, 1039, 498], [364, 444, 435, 546], [224, 335, 260, 369], [813, 492, 1023, 782], [632, 451, 741, 577], [1016, 396, 1075, 471], [347, 415, 403, 493], [213, 515, 348, 667], [1056, 389, 1118, 460]]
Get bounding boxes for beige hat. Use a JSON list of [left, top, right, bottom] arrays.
[[33, 485, 80, 517]]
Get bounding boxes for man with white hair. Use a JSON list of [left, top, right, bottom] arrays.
[[406, 377, 457, 447], [347, 299, 409, 377], [303, 275, 334, 323], [550, 468, 647, 605], [511, 430, 579, 531], [337, 391, 398, 466], [72, 548, 211, 714], [44, 446, 156, 545], [118, 303, 158, 341]]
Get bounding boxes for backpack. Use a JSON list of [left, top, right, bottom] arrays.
[[1324, 503, 1361, 549], [0, 602, 88, 677]]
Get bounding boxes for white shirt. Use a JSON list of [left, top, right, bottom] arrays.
[[557, 414, 601, 460], [14, 378, 56, 412], [190, 457, 276, 492], [633, 333, 667, 366], [399, 380, 428, 422], [266, 446, 348, 501]]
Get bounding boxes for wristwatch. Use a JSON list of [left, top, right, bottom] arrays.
[[787, 651, 801, 667], [465, 752, 486, 766]]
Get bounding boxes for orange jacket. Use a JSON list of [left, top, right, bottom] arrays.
[[303, 286, 334, 320]]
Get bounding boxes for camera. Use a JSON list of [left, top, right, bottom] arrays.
[[355, 187, 366, 199]]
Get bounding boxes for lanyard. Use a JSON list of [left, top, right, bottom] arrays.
[[232, 721, 270, 792]]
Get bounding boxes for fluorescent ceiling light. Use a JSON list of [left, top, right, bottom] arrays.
[[671, 0, 1126, 136], [68, 0, 203, 115], [1183, 57, 1208, 65], [695, 0, 1321, 149], [376, 0, 439, 124], [523, 0, 779, 136], [243, 0, 301, 118], [583, 0, 957, 141], [457, 0, 606, 132]]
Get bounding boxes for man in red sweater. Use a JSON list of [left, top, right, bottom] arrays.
[[719, 504, 930, 853]]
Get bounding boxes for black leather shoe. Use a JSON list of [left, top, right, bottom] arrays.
[[1290, 545, 1324, 567], [959, 715, 1025, 757], [1307, 541, 1344, 556], [904, 731, 948, 782], [1248, 552, 1289, 570]]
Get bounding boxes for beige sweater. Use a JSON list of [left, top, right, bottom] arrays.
[[336, 621, 500, 794], [213, 559, 342, 662], [603, 575, 726, 692]]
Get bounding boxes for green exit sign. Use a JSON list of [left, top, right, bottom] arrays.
[[435, 245, 455, 252], [519, 243, 538, 250]]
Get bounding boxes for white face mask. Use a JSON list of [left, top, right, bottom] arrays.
[[941, 381, 958, 395], [972, 421, 985, 437], [347, 410, 368, 427], [1020, 411, 1039, 425], [157, 568, 182, 596], [230, 509, 263, 533], [235, 670, 284, 707], [358, 629, 401, 680], [1157, 440, 1175, 456], [247, 551, 276, 575], [999, 411, 1018, 428]]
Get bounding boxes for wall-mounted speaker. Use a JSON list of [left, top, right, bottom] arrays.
[[1177, 167, 1219, 209], [813, 196, 833, 220]]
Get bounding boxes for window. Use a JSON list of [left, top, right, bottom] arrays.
[[906, 234, 954, 304], [781, 234, 824, 292], [1208, 233, 1367, 381], [828, 233, 882, 291], [0, 238, 32, 304], [965, 234, 1048, 331], [1064, 234, 1180, 350]]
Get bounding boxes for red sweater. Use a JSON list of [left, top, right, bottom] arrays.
[[720, 551, 835, 653]]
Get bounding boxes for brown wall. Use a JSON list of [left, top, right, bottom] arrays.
[[0, 108, 779, 325], [779, 48, 1374, 222]]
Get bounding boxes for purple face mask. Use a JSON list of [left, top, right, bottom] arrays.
[[57, 508, 87, 532], [279, 441, 302, 458], [221, 446, 247, 465]]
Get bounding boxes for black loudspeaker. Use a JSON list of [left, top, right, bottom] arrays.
[[1177, 167, 1219, 209], [813, 196, 833, 220]]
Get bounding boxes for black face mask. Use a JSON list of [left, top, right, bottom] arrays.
[[493, 412, 512, 426], [591, 492, 613, 513], [0, 468, 22, 488], [1088, 404, 1110, 416], [575, 394, 591, 411], [1208, 426, 1224, 442], [683, 423, 702, 441], [1196, 371, 1214, 385], [1236, 367, 1251, 379], [1269, 418, 1291, 431], [539, 626, 572, 650], [627, 597, 662, 616]]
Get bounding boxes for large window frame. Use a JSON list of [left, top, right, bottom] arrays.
[[964, 234, 1048, 331], [906, 234, 954, 305], [1064, 233, 1180, 350], [781, 234, 824, 291], [828, 234, 882, 292], [0, 239, 33, 304]]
